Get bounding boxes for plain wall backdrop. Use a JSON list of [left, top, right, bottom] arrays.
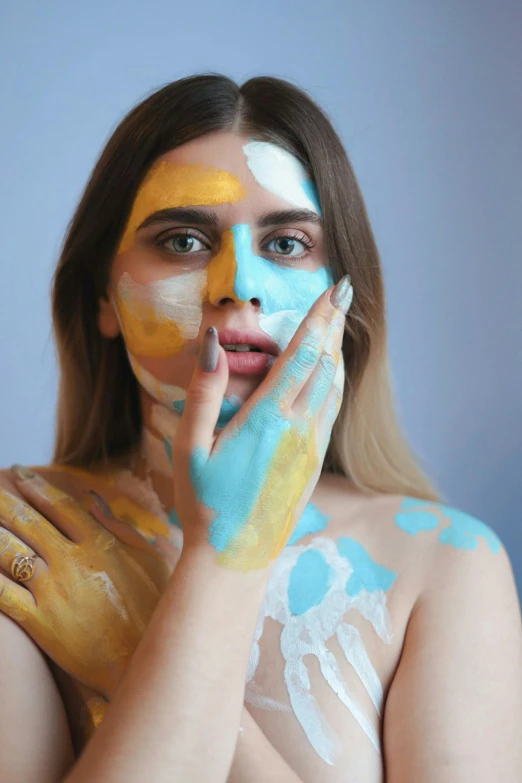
[[1, 1, 521, 594]]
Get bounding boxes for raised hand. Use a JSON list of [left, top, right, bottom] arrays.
[[172, 274, 353, 572], [0, 472, 172, 700]]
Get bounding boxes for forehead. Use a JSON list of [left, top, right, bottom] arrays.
[[153, 131, 319, 212]]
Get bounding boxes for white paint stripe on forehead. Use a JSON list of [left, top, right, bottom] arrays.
[[243, 141, 320, 214]]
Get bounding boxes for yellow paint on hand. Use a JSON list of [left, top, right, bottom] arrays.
[[216, 424, 319, 572], [109, 496, 170, 540]]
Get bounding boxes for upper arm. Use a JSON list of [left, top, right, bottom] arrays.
[[383, 530, 522, 782], [0, 612, 74, 782]]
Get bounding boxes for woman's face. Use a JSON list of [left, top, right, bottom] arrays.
[[100, 130, 337, 426]]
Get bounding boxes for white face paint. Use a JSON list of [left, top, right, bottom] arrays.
[[243, 141, 321, 214]]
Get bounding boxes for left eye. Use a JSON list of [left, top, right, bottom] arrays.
[[163, 235, 207, 254], [265, 237, 307, 256]]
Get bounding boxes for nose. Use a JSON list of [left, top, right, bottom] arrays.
[[206, 224, 264, 310]]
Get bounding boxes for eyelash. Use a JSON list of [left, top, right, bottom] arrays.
[[152, 228, 316, 262]]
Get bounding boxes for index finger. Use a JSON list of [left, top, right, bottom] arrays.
[[10, 467, 105, 544]]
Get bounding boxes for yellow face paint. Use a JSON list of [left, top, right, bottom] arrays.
[[117, 160, 245, 253], [206, 228, 241, 305]]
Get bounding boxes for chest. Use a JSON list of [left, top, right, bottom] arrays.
[[239, 534, 411, 782]]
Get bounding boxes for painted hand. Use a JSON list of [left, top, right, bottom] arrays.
[[0, 471, 172, 700], [172, 275, 353, 572]]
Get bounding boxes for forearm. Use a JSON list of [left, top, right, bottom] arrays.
[[65, 547, 269, 783]]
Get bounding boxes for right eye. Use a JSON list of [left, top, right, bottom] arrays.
[[155, 231, 209, 255]]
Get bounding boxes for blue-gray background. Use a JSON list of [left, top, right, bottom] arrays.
[[1, 1, 521, 595]]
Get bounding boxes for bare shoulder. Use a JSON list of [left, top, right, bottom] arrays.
[[314, 474, 509, 608]]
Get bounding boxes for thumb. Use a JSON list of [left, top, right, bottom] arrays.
[[177, 326, 229, 457]]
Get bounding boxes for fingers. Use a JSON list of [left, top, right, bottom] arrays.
[[293, 308, 346, 417], [268, 275, 352, 412], [10, 466, 102, 543], [0, 487, 71, 559], [175, 326, 229, 458], [0, 573, 37, 624], [0, 526, 48, 591]]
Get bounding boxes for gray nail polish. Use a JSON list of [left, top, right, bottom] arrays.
[[88, 491, 114, 517], [199, 327, 219, 372], [331, 275, 353, 314], [10, 464, 36, 481]]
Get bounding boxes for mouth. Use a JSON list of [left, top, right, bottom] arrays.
[[216, 328, 280, 356], [216, 328, 279, 375]]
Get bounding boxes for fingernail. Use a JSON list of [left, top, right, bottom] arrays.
[[198, 326, 219, 372], [330, 275, 353, 314], [88, 491, 114, 517], [10, 464, 36, 481]]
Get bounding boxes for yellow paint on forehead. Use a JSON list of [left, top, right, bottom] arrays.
[[118, 160, 245, 253]]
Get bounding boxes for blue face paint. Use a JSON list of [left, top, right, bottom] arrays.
[[288, 548, 333, 615], [395, 498, 501, 553], [230, 223, 333, 322], [337, 537, 397, 596], [287, 501, 329, 545]]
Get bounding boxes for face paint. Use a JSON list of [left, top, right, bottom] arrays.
[[114, 269, 206, 358], [118, 160, 245, 253], [112, 141, 346, 474], [243, 141, 321, 214], [245, 534, 396, 764]]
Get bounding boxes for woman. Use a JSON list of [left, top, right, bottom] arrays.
[[0, 73, 520, 782]]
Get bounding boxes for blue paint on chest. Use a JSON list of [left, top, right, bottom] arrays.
[[287, 501, 329, 545], [395, 497, 501, 553], [337, 537, 397, 596], [288, 548, 333, 615]]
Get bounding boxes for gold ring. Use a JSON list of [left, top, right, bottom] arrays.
[[11, 554, 37, 583]]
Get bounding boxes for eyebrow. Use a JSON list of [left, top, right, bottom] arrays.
[[137, 206, 322, 231]]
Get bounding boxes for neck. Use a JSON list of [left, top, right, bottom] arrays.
[[136, 394, 181, 512]]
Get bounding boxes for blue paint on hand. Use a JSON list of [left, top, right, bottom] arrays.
[[288, 548, 333, 615], [287, 501, 329, 545], [337, 537, 397, 596]]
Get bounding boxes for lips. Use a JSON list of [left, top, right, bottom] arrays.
[[216, 328, 280, 356]]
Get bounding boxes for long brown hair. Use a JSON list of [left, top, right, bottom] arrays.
[[52, 73, 439, 501]]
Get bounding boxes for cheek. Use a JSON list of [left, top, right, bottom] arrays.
[[114, 270, 205, 358]]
